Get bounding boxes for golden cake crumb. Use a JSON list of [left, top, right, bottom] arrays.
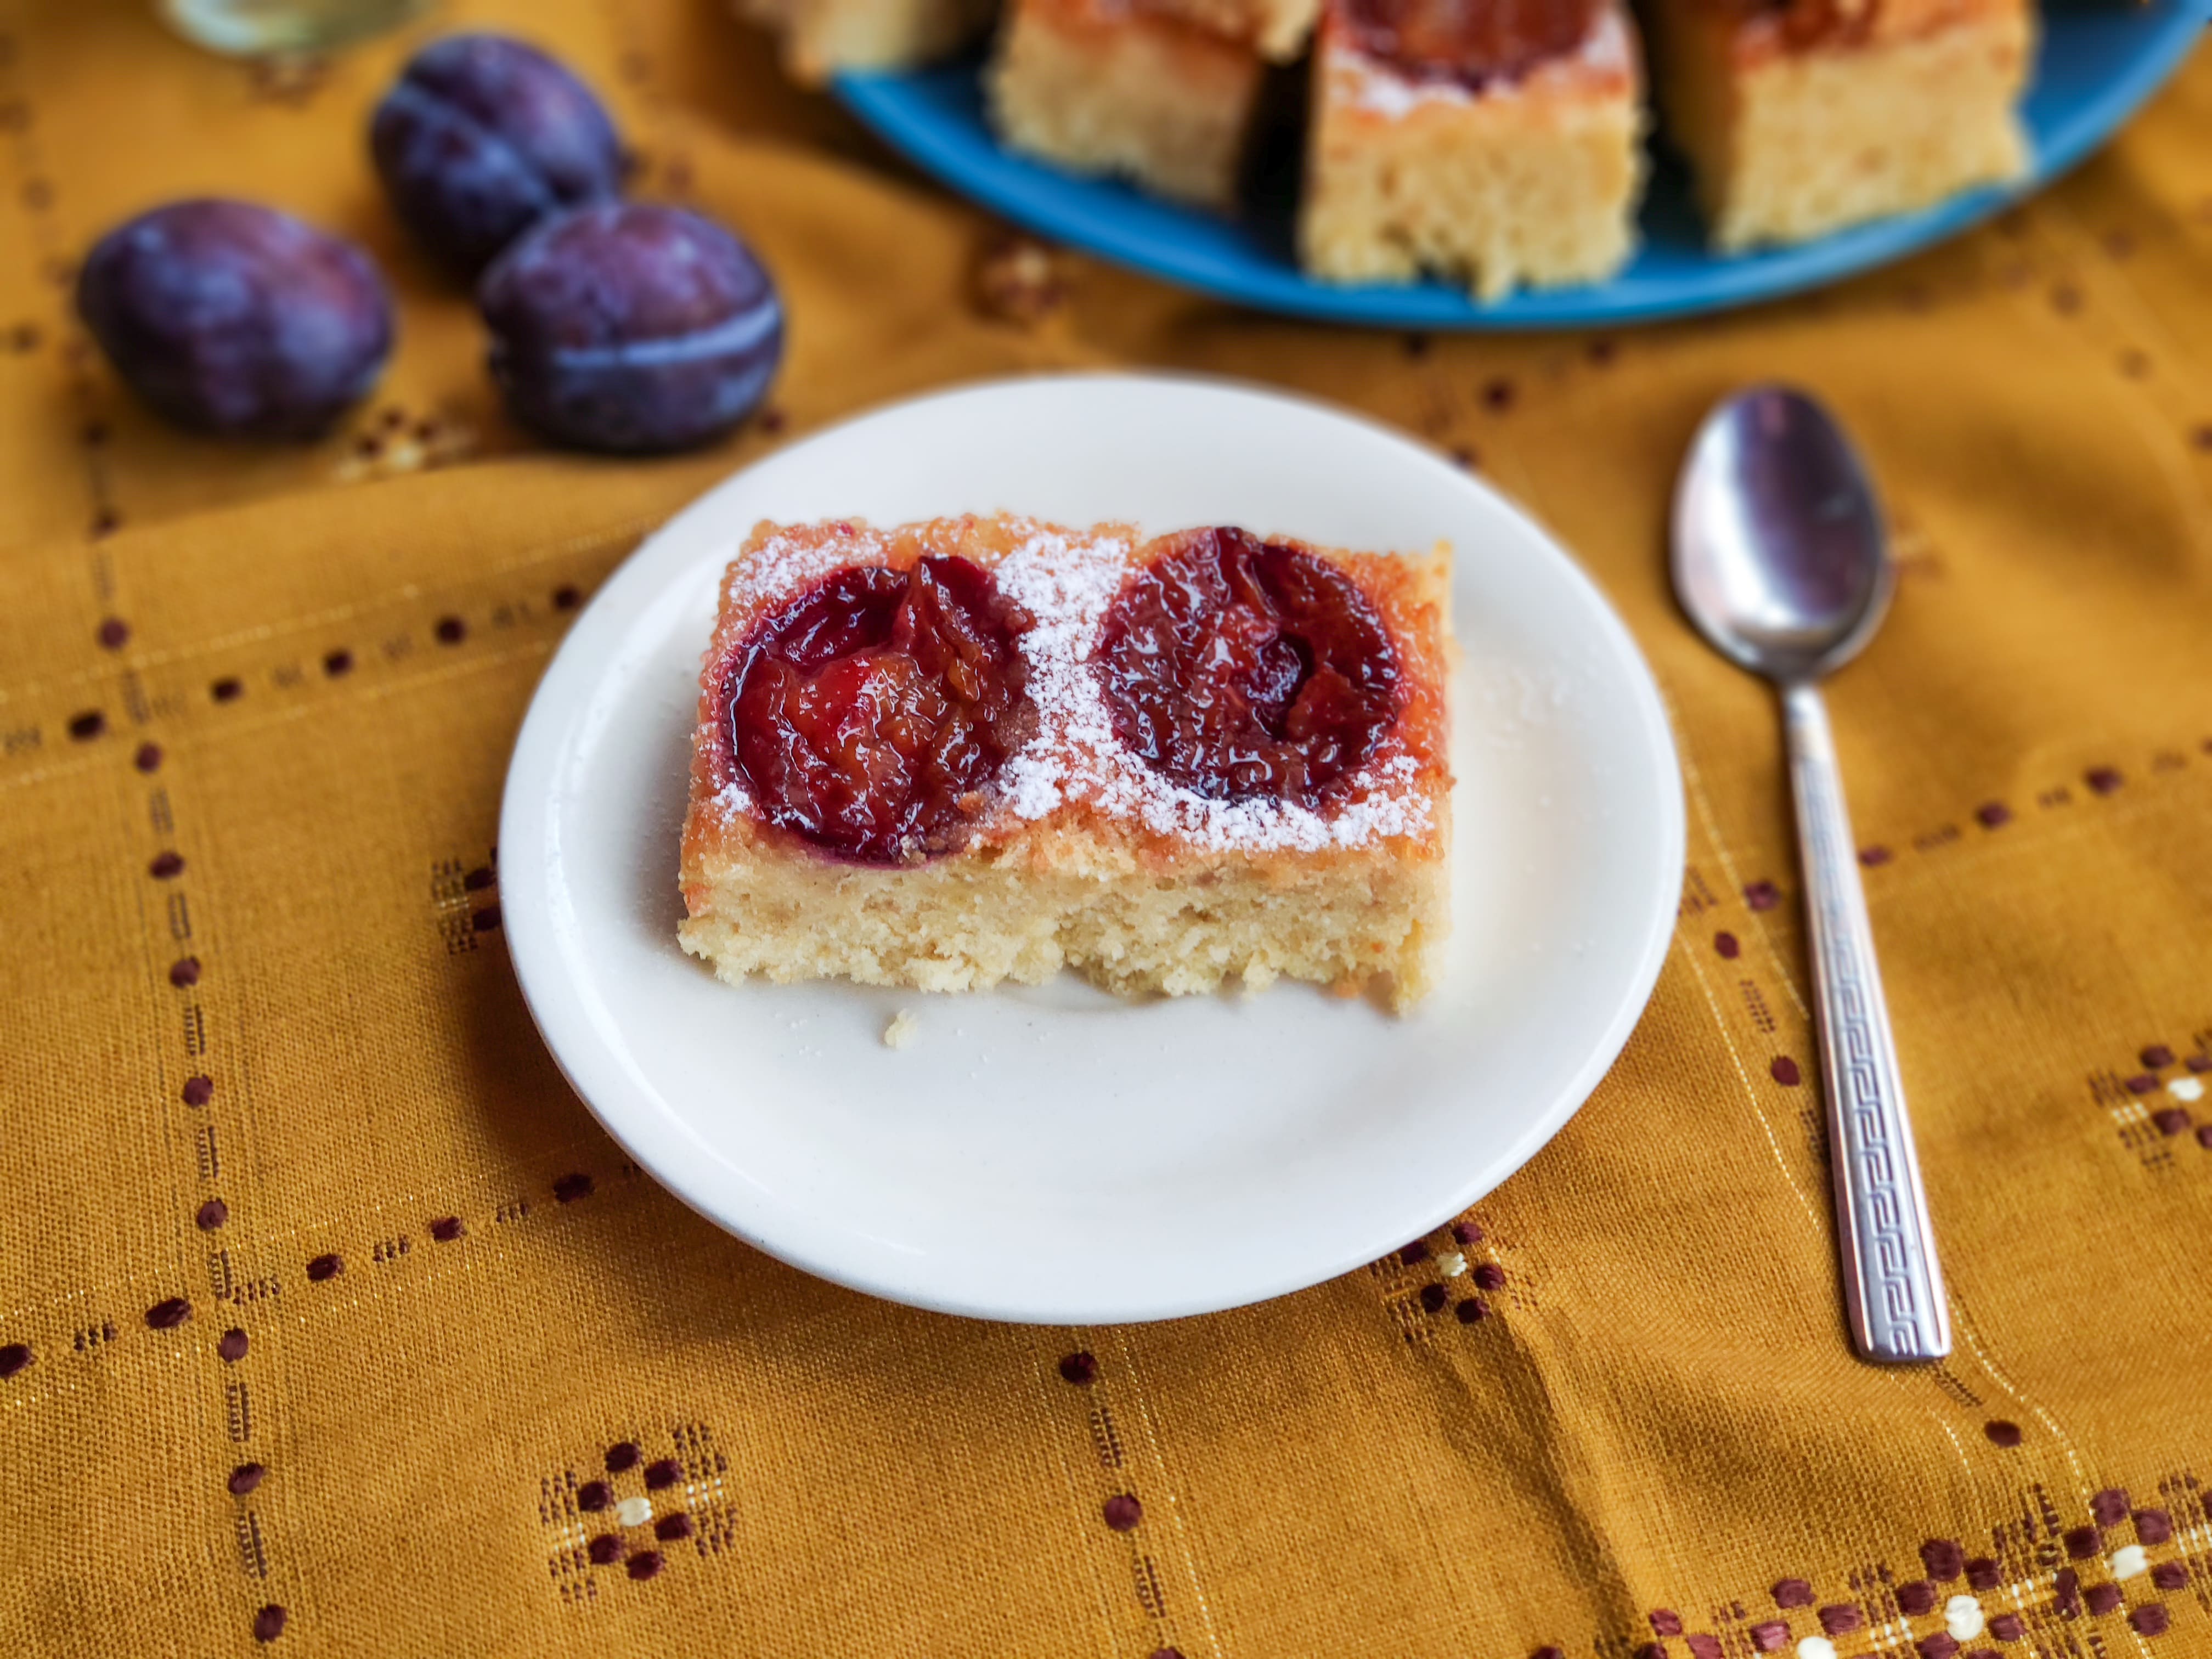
[[678, 514, 1454, 1009]]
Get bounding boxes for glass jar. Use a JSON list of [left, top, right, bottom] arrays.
[[160, 0, 430, 55]]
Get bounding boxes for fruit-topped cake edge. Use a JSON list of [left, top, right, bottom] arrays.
[[678, 512, 1454, 1007]]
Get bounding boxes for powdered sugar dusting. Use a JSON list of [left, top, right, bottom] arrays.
[[698, 516, 1436, 853], [723, 520, 894, 613], [994, 523, 1132, 823]]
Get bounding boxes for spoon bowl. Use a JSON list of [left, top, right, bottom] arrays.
[[1672, 385, 1892, 685]]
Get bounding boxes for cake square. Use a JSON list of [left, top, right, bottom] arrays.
[[679, 514, 1454, 1007], [985, 0, 1269, 210], [740, 0, 997, 81], [1298, 0, 1644, 300], [1646, 0, 2032, 251]]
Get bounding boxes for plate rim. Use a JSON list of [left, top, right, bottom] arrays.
[[830, 3, 2207, 330], [498, 370, 1687, 1322]]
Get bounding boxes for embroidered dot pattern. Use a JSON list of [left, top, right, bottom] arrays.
[[1817, 1602, 1862, 1636], [16, 217, 2210, 1650]]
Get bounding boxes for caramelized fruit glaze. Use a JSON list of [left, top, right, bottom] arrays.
[[726, 556, 1036, 863], [1336, 0, 1601, 86], [1096, 527, 1403, 810]]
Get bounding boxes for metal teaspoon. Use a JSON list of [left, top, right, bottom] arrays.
[[1671, 385, 1950, 1364]]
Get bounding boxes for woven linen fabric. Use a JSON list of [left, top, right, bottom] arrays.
[[4, 1, 2212, 1654]]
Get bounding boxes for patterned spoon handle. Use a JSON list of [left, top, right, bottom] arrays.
[[1784, 682, 1951, 1364]]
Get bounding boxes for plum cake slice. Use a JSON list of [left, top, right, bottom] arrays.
[[678, 514, 1454, 1007], [985, 0, 1274, 210], [1644, 0, 2032, 251], [1299, 0, 1645, 299]]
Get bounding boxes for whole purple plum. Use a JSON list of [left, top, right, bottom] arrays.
[[478, 203, 783, 454], [76, 199, 392, 440], [372, 33, 623, 276]]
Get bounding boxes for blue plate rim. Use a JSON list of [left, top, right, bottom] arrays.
[[833, 5, 2208, 329]]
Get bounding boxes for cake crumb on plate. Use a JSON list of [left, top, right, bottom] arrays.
[[883, 1009, 921, 1049]]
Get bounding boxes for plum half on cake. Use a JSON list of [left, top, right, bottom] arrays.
[[678, 514, 1453, 1007], [740, 0, 997, 80]]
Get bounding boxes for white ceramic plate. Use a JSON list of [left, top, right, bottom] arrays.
[[500, 374, 1683, 1324]]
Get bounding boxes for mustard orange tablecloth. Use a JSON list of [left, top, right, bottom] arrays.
[[4, 4, 2212, 1655]]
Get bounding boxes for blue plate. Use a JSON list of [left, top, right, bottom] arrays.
[[836, 3, 2207, 327]]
